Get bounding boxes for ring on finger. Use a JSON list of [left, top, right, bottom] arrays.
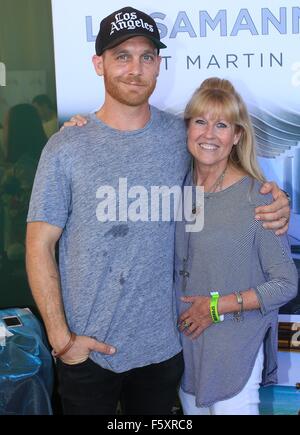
[[182, 320, 191, 329]]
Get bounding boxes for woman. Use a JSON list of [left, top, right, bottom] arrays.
[[1, 104, 47, 259], [175, 77, 298, 415], [32, 94, 58, 139], [4, 103, 47, 164]]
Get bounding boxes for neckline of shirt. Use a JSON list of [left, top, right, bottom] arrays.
[[89, 105, 156, 136], [204, 175, 250, 198]]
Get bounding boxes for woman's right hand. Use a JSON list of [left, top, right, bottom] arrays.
[[61, 115, 88, 129]]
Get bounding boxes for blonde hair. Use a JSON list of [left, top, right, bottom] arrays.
[[184, 77, 265, 183]]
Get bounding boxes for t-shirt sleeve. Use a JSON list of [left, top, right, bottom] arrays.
[[254, 224, 298, 315], [27, 139, 71, 229]]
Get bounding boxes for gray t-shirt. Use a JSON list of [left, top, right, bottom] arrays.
[[27, 106, 190, 372], [174, 176, 298, 407]]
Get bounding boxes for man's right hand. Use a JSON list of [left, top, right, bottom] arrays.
[[60, 335, 116, 365], [61, 115, 88, 129]]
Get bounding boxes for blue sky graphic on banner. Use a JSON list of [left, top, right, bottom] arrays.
[[51, 1, 300, 384]]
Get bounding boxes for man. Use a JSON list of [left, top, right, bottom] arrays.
[[26, 7, 290, 415]]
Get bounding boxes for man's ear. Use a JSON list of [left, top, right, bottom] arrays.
[[92, 55, 104, 76]]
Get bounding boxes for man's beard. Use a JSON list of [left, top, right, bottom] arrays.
[[104, 75, 157, 107]]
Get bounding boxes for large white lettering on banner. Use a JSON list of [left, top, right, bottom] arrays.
[[51, 0, 300, 386]]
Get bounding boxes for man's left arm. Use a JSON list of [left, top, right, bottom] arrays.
[[255, 182, 290, 236]]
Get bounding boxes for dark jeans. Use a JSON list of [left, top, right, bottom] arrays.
[[56, 352, 184, 415]]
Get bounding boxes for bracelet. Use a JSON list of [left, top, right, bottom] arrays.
[[234, 291, 243, 322], [52, 332, 76, 358], [210, 293, 221, 323]]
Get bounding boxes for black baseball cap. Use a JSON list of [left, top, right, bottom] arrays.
[[95, 6, 167, 55]]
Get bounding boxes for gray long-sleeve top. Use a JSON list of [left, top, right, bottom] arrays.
[[174, 176, 298, 407]]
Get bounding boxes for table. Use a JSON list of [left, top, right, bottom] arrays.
[[0, 307, 53, 415]]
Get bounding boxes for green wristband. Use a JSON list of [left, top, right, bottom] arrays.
[[210, 293, 221, 323]]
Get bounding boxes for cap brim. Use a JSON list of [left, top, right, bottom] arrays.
[[98, 34, 167, 55]]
